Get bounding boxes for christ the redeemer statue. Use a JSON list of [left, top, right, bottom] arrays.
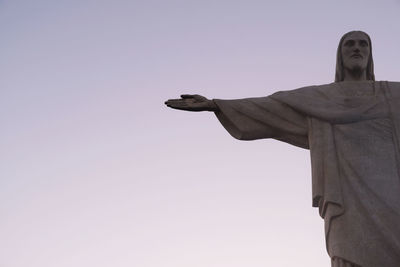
[[165, 31, 400, 267]]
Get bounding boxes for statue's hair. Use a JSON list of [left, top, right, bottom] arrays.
[[335, 31, 375, 82]]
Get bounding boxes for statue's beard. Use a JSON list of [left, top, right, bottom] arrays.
[[345, 64, 367, 78]]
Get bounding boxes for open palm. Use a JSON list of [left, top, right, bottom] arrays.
[[165, 94, 217, 112]]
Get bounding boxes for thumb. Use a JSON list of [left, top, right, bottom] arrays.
[[181, 94, 195, 99]]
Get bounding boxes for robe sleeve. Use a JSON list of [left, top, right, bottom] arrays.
[[213, 96, 309, 149]]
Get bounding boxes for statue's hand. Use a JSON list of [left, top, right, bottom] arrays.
[[165, 94, 218, 112]]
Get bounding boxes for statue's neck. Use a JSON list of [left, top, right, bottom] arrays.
[[343, 68, 368, 81]]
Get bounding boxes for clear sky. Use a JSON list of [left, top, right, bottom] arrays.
[[1, 1, 400, 266]]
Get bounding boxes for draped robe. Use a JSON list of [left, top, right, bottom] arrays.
[[213, 81, 400, 267]]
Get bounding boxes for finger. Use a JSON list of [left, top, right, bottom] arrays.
[[183, 94, 203, 98], [166, 103, 193, 111], [166, 99, 184, 103], [166, 101, 188, 108], [165, 100, 189, 107], [181, 94, 195, 99]]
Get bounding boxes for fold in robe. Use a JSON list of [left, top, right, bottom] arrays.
[[214, 81, 400, 267], [332, 257, 361, 267]]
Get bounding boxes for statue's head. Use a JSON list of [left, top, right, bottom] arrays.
[[335, 31, 375, 82]]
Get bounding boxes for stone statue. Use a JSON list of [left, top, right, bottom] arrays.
[[165, 31, 400, 267]]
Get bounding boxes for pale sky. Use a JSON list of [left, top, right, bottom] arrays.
[[1, 1, 400, 267]]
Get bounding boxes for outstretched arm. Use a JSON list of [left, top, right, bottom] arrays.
[[165, 93, 309, 148], [165, 94, 219, 112]]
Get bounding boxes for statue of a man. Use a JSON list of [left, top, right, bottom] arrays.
[[165, 31, 400, 267]]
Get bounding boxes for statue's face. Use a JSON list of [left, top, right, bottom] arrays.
[[341, 32, 370, 73]]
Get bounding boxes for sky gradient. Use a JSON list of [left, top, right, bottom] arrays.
[[1, 1, 400, 266]]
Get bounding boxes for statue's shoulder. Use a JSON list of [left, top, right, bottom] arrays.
[[272, 81, 400, 104], [273, 81, 400, 98], [273, 82, 337, 97], [273, 81, 390, 101], [386, 81, 400, 88], [271, 83, 339, 104], [382, 81, 400, 97]]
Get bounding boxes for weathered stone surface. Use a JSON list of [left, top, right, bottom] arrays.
[[165, 31, 400, 267]]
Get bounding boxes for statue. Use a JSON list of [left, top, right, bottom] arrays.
[[164, 31, 400, 267]]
